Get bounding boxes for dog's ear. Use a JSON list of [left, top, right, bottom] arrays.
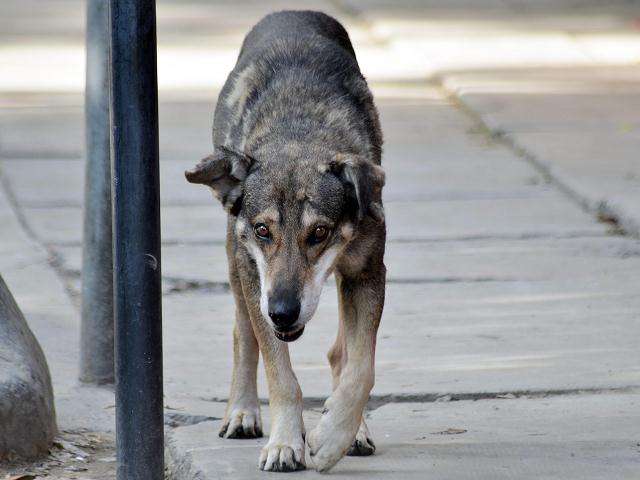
[[185, 146, 253, 214], [329, 154, 385, 223]]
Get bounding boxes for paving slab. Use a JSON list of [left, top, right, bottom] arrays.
[[0, 98, 213, 160], [0, 144, 551, 206], [0, 94, 552, 206], [0, 1, 380, 94], [4, 0, 639, 93], [0, 106, 83, 159], [384, 193, 606, 241], [2, 83, 610, 258], [55, 235, 640, 288], [23, 204, 228, 245], [57, 243, 231, 286], [0, 158, 214, 207], [443, 66, 640, 235], [339, 0, 633, 81], [162, 259, 640, 403], [50, 233, 640, 408], [166, 392, 640, 479], [25, 190, 606, 247]]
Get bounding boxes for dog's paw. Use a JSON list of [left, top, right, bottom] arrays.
[[219, 406, 263, 439], [347, 419, 375, 456], [307, 413, 356, 472], [259, 438, 305, 472]]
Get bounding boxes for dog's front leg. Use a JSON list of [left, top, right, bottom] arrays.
[[253, 318, 306, 472], [235, 266, 304, 472], [307, 269, 385, 472]]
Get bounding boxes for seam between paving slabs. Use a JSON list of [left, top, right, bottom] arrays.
[[0, 162, 79, 306], [58, 269, 538, 297], [190, 385, 640, 418], [49, 228, 618, 297], [163, 387, 640, 429], [434, 77, 631, 238], [45, 230, 613, 249]]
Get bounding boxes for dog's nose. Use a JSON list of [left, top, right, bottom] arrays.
[[268, 297, 301, 330]]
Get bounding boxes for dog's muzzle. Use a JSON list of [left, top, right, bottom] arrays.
[[273, 326, 305, 342], [268, 292, 303, 342]]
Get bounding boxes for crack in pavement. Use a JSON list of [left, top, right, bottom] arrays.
[[57, 267, 526, 296], [160, 275, 524, 295], [196, 385, 640, 415], [163, 277, 230, 295], [165, 412, 222, 428], [0, 163, 80, 307]]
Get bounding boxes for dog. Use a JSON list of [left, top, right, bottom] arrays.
[[186, 10, 386, 473]]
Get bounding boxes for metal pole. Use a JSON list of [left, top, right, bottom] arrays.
[[81, 0, 114, 385], [109, 1, 163, 479]]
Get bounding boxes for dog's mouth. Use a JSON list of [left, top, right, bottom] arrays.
[[273, 326, 305, 343]]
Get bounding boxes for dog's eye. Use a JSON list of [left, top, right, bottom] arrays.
[[254, 223, 270, 240], [309, 226, 329, 245]]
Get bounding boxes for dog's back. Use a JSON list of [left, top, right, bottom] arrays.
[[238, 10, 356, 61], [213, 10, 382, 165]]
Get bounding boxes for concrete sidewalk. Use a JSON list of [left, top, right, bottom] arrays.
[[1, 1, 640, 479]]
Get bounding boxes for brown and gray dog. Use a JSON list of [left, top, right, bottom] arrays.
[[186, 10, 386, 473]]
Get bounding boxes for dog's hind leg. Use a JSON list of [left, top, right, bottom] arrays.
[[327, 309, 376, 457], [219, 247, 262, 439], [308, 264, 385, 471], [327, 320, 346, 390]]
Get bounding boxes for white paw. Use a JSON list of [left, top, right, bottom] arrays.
[[307, 410, 358, 472], [259, 435, 305, 472], [219, 405, 263, 439], [347, 418, 375, 456]]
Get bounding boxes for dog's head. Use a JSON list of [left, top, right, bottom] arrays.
[[186, 143, 384, 342]]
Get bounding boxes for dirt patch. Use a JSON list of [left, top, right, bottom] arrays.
[[1, 430, 115, 480]]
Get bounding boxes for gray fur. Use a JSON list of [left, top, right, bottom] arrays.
[[215, 10, 382, 163]]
